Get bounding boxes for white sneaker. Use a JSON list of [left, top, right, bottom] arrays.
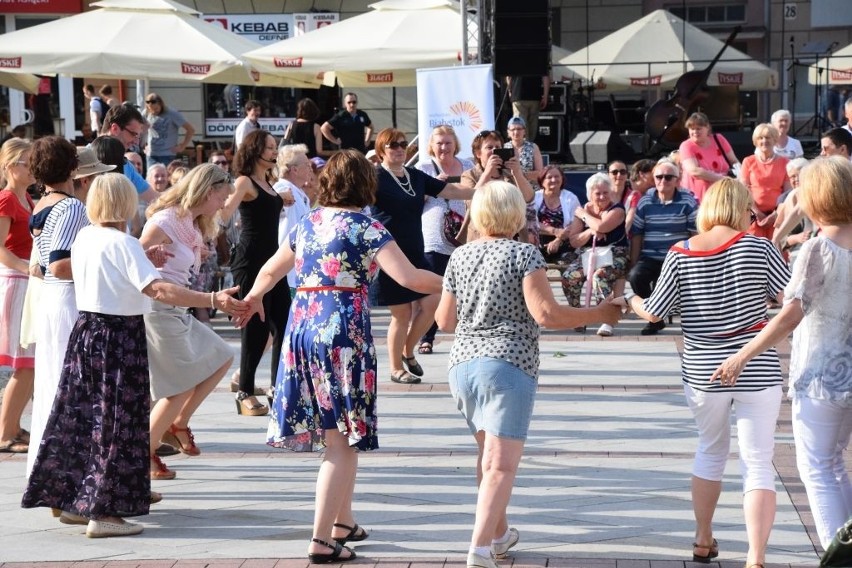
[[86, 519, 144, 538], [467, 550, 499, 568], [596, 323, 613, 337], [492, 527, 519, 558]]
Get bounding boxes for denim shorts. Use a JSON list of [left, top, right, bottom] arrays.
[[449, 357, 537, 440]]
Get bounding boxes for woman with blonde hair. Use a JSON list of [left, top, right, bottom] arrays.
[[23, 173, 245, 538], [437, 180, 620, 568], [416, 124, 473, 354], [140, 163, 235, 480], [739, 123, 791, 240], [0, 138, 34, 453], [617, 178, 790, 567], [714, 156, 852, 554]]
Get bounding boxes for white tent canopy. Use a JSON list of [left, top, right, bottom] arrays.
[[0, 0, 314, 86], [809, 42, 852, 85], [557, 9, 778, 92], [246, 0, 472, 88]]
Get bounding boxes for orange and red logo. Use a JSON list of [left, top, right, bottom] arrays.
[[448, 101, 483, 133]]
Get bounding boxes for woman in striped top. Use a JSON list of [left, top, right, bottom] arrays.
[[617, 178, 790, 568]]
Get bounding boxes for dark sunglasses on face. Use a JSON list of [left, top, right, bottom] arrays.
[[655, 174, 677, 181], [385, 141, 408, 150], [145, 98, 161, 104], [609, 168, 628, 175]]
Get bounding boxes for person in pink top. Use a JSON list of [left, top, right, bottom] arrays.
[[679, 112, 741, 203], [739, 123, 791, 240]]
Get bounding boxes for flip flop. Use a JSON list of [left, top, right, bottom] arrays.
[[402, 355, 424, 376], [0, 438, 28, 453], [390, 369, 421, 384]]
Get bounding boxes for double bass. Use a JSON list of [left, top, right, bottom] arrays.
[[645, 26, 741, 150]]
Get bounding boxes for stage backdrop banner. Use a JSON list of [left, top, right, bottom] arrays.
[[416, 64, 493, 165]]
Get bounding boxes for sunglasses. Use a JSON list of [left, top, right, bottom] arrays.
[[609, 169, 628, 175], [385, 141, 408, 150], [655, 174, 677, 181], [212, 160, 229, 166], [145, 99, 161, 104], [475, 130, 496, 139], [749, 211, 758, 223]]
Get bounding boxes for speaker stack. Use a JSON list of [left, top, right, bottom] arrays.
[[492, 0, 551, 78], [569, 131, 635, 166]]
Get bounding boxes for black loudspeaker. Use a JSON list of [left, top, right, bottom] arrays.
[[493, 0, 550, 77], [569, 131, 635, 165], [536, 115, 563, 153]]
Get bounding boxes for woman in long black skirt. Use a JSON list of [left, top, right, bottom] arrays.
[[22, 173, 247, 538]]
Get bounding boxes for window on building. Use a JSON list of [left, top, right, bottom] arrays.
[[669, 4, 746, 25]]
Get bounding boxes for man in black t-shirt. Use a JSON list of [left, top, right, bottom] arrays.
[[506, 75, 550, 142], [320, 92, 373, 153]]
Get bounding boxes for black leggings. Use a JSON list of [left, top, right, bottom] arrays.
[[232, 266, 290, 392]]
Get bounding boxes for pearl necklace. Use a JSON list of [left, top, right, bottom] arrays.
[[382, 164, 415, 197]]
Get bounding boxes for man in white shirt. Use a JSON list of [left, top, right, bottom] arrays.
[[272, 144, 314, 291], [234, 99, 262, 149]]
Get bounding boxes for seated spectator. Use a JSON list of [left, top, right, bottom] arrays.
[[532, 165, 579, 263], [627, 159, 656, 234], [770, 109, 803, 159], [627, 159, 698, 335], [560, 172, 628, 337]]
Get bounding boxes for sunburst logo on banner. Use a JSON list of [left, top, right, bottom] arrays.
[[449, 101, 482, 133]]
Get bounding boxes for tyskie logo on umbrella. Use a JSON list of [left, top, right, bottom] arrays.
[[181, 62, 211, 75], [0, 57, 22, 69], [274, 57, 303, 68]]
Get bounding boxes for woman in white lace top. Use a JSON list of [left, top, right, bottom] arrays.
[[713, 155, 852, 551]]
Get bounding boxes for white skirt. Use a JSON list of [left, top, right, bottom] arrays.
[[0, 265, 34, 369], [26, 282, 77, 478], [145, 301, 233, 400]]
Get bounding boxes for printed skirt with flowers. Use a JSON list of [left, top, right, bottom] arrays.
[[267, 208, 393, 453], [22, 312, 151, 518]]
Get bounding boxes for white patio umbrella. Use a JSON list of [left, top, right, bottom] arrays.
[[0, 73, 40, 94], [809, 42, 852, 86], [246, 0, 470, 88], [0, 0, 317, 87], [557, 9, 777, 92]]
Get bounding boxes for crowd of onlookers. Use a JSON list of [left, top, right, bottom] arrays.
[[0, 90, 848, 568]]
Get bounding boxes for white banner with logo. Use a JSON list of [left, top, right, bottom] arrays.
[[204, 118, 294, 139], [416, 65, 494, 164]]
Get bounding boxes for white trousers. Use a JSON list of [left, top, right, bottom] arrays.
[[792, 395, 852, 549], [684, 384, 782, 492]]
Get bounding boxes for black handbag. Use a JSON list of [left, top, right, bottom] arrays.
[[820, 516, 852, 567], [712, 133, 736, 177]]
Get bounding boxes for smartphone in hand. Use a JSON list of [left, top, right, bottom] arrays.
[[493, 148, 514, 162]]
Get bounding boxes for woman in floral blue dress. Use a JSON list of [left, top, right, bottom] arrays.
[[238, 150, 442, 564]]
